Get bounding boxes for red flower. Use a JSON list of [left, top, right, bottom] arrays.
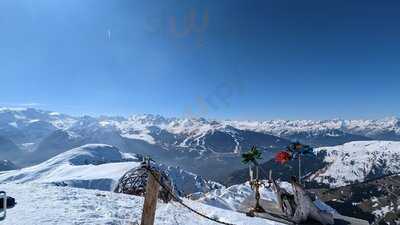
[[275, 151, 292, 164]]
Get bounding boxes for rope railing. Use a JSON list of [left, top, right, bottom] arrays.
[[144, 166, 236, 225]]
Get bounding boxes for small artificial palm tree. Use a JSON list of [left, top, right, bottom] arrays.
[[241, 146, 262, 165]]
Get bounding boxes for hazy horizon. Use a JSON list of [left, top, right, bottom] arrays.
[[1, 106, 400, 122]]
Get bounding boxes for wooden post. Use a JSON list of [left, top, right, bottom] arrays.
[[269, 170, 284, 214], [0, 191, 6, 221], [141, 171, 160, 225], [298, 154, 302, 185]]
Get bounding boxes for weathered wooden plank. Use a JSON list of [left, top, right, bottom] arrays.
[[0, 191, 6, 221], [140, 171, 160, 225]]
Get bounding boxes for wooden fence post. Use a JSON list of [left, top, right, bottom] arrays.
[[0, 191, 6, 221], [141, 171, 160, 225]]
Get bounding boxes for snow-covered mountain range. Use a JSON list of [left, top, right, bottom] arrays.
[[1, 107, 400, 179], [2, 108, 399, 152], [225, 117, 400, 138], [224, 117, 400, 145], [0, 108, 287, 154], [0, 108, 290, 178]]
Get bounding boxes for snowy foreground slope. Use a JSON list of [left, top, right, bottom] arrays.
[[0, 183, 283, 225], [310, 141, 400, 187], [0, 144, 220, 194]]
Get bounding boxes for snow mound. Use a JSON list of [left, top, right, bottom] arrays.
[[310, 141, 400, 187]]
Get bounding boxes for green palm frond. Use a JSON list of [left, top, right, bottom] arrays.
[[241, 146, 262, 164]]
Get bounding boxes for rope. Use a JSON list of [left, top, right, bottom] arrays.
[[386, 176, 400, 186], [144, 167, 236, 225]]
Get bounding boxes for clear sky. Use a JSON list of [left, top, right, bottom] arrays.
[[1, 0, 400, 120]]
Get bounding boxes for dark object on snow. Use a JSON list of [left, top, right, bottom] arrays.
[[114, 162, 174, 203], [0, 196, 16, 209]]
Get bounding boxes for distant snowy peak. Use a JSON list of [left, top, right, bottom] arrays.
[[0, 160, 18, 171], [224, 117, 400, 137], [112, 115, 240, 148], [309, 141, 400, 187], [121, 115, 222, 134], [0, 107, 77, 130]]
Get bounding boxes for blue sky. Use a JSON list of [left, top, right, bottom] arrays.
[[1, 0, 400, 120]]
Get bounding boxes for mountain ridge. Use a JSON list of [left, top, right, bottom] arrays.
[[1, 107, 400, 180]]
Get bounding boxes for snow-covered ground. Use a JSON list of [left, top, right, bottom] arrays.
[[310, 141, 400, 187], [0, 183, 284, 225]]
